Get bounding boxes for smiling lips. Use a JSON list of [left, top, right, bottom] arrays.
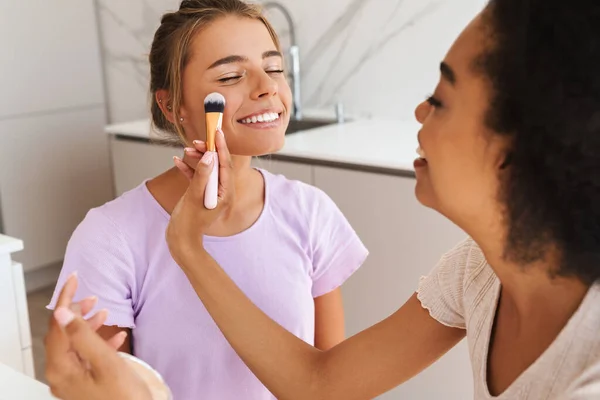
[[238, 110, 281, 125]]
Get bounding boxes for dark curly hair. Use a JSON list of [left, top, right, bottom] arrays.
[[478, 0, 600, 283]]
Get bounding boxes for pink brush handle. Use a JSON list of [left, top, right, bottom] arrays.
[[204, 152, 219, 209]]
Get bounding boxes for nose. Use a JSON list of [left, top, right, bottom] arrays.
[[414, 100, 431, 124], [251, 70, 278, 100]]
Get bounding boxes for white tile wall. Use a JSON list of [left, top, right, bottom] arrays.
[[0, 1, 113, 275], [96, 0, 487, 123], [0, 0, 105, 119]]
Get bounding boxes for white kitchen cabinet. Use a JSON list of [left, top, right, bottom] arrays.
[[0, 235, 34, 378], [110, 139, 313, 197], [0, 107, 113, 274], [110, 137, 183, 197], [313, 166, 473, 399], [251, 157, 313, 184]]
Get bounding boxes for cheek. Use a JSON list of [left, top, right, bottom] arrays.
[[223, 98, 243, 122], [420, 123, 473, 190], [429, 147, 499, 217], [278, 79, 293, 106]]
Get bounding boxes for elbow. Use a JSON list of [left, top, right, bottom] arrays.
[[278, 351, 332, 400], [305, 351, 332, 400]]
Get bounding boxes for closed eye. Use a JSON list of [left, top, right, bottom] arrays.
[[426, 95, 442, 108], [218, 76, 242, 83]]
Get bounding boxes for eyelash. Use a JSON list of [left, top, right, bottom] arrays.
[[218, 76, 240, 83], [218, 69, 285, 83], [426, 95, 442, 108]]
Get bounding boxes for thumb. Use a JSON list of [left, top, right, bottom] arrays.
[[54, 307, 120, 375], [189, 151, 216, 201]]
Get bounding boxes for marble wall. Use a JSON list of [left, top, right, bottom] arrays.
[[96, 0, 486, 123]]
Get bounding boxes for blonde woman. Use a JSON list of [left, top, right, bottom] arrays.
[[47, 1, 367, 399]]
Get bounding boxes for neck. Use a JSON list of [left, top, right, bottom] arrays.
[[175, 153, 259, 209], [229, 155, 259, 204], [471, 228, 589, 322]]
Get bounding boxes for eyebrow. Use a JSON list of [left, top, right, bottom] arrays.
[[208, 51, 283, 69], [440, 62, 456, 85]]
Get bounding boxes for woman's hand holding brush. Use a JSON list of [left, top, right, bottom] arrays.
[[168, 128, 234, 266], [178, 139, 209, 173]]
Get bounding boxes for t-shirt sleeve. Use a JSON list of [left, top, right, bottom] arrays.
[[308, 187, 369, 298], [47, 208, 137, 328], [416, 237, 477, 330]]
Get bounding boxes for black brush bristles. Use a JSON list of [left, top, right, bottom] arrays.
[[204, 92, 226, 113]]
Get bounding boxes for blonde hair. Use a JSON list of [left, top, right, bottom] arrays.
[[149, 0, 281, 144]]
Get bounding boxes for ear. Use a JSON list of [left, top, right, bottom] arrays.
[[490, 134, 513, 170], [499, 151, 513, 170], [155, 90, 176, 124]]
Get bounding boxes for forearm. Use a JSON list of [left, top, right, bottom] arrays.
[[181, 251, 325, 399], [314, 289, 346, 350], [179, 251, 465, 400]]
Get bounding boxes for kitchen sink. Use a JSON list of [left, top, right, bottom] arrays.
[[285, 118, 339, 135]]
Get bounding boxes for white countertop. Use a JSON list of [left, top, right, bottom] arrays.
[[0, 363, 55, 400], [0, 234, 23, 255], [278, 119, 419, 172], [105, 118, 420, 173], [105, 119, 164, 140]]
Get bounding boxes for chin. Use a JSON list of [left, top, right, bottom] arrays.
[[414, 179, 436, 209], [231, 138, 285, 157], [227, 122, 286, 156], [269, 136, 285, 153]]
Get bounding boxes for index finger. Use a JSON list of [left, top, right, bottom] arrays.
[[47, 272, 78, 333], [56, 272, 79, 308], [215, 129, 232, 191], [45, 273, 81, 377]]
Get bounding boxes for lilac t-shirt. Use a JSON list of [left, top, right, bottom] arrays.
[[49, 169, 368, 400]]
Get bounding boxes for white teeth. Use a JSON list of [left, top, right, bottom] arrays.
[[416, 146, 427, 159], [240, 112, 280, 124]]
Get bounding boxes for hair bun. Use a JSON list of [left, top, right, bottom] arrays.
[[179, 0, 222, 11]]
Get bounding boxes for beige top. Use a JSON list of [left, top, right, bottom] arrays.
[[417, 238, 600, 399]]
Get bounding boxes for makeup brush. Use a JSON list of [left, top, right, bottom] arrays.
[[203, 92, 226, 210]]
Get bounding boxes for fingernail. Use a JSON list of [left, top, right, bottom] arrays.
[[184, 147, 195, 153], [201, 153, 213, 165], [54, 307, 75, 327], [173, 156, 182, 162], [68, 271, 78, 280], [193, 140, 203, 145], [217, 128, 224, 137], [85, 295, 98, 305]]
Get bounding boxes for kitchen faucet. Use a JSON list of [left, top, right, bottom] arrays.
[[262, 2, 302, 120]]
